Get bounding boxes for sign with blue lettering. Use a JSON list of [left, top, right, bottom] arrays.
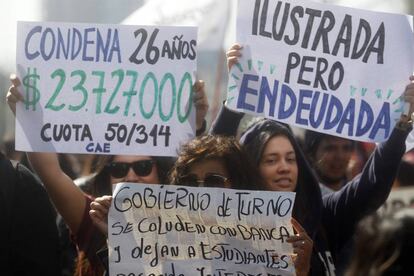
[[15, 22, 197, 156], [226, 0, 414, 142], [109, 182, 296, 276]]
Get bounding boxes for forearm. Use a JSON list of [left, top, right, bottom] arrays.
[[27, 151, 86, 233], [209, 104, 244, 136]]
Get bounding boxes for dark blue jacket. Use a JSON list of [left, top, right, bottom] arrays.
[[0, 153, 61, 276]]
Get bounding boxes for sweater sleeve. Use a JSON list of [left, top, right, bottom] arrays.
[[209, 104, 244, 136], [322, 126, 410, 262], [72, 194, 107, 273]]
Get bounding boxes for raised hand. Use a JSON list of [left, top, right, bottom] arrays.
[[287, 218, 313, 276], [6, 74, 24, 115], [89, 195, 112, 237], [226, 43, 243, 72], [193, 80, 209, 132]]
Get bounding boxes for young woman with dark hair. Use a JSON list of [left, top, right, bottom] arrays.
[[210, 43, 414, 275]]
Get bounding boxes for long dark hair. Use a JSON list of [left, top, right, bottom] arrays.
[[73, 154, 173, 276], [239, 119, 323, 238], [346, 208, 414, 276]]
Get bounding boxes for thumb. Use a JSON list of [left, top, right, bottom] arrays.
[[10, 74, 21, 87]]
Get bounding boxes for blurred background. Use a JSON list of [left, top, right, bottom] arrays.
[[1, 0, 413, 142]]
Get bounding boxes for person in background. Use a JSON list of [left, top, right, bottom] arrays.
[[393, 151, 414, 188], [345, 207, 414, 276], [6, 75, 208, 276], [0, 151, 61, 276], [304, 131, 354, 194]]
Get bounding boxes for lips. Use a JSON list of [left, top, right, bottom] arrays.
[[273, 178, 292, 189]]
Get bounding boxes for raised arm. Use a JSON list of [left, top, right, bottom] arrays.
[[322, 76, 414, 258], [209, 44, 245, 136], [7, 74, 87, 234], [193, 79, 209, 135]]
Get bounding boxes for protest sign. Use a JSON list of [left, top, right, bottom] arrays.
[[226, 0, 414, 142], [15, 22, 197, 156], [108, 183, 296, 276]]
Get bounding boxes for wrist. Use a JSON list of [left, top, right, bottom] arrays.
[[196, 119, 207, 136], [395, 114, 413, 132]]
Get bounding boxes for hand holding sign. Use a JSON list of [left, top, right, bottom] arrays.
[[226, 43, 243, 72], [404, 76, 414, 117], [6, 74, 24, 115], [227, 0, 414, 143], [193, 80, 209, 131], [396, 76, 414, 131], [89, 195, 112, 237], [16, 22, 198, 156], [109, 183, 297, 275], [287, 218, 313, 276]]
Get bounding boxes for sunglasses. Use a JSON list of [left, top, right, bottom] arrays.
[[107, 160, 155, 178], [178, 173, 229, 188]]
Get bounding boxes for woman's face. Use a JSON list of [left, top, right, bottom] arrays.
[[109, 155, 159, 185], [183, 158, 232, 188], [259, 135, 298, 192]]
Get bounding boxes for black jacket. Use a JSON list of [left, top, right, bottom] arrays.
[[0, 153, 61, 276]]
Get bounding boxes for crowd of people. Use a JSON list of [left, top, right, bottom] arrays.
[[2, 40, 414, 276]]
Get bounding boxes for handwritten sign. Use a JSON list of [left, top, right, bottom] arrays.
[[108, 183, 296, 276], [226, 0, 414, 142], [15, 22, 197, 156]]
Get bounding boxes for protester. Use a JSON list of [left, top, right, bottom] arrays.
[[345, 207, 414, 276], [90, 134, 314, 276], [0, 151, 61, 276], [304, 131, 354, 193], [169, 134, 260, 189], [6, 75, 208, 276], [393, 152, 414, 188], [210, 43, 414, 275], [90, 135, 261, 235], [170, 134, 314, 276]]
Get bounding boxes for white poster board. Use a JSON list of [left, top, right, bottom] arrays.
[[109, 183, 296, 276], [226, 0, 414, 142], [15, 22, 198, 156]]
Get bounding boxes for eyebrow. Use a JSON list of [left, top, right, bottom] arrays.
[[264, 151, 295, 157]]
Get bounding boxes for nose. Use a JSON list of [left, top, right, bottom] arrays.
[[277, 159, 290, 173], [123, 167, 140, 183]]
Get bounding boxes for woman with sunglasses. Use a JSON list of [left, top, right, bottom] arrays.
[[89, 135, 261, 236], [210, 43, 414, 275], [6, 76, 208, 276]]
